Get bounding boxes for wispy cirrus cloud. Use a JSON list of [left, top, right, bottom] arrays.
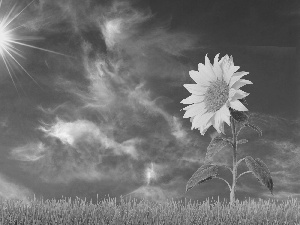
[[18, 0, 202, 200], [13, 4, 198, 191], [10, 142, 47, 162]]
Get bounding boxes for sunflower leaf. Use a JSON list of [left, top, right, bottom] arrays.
[[246, 123, 262, 136], [205, 136, 229, 163], [237, 139, 248, 145], [229, 108, 249, 123], [186, 164, 218, 192], [244, 156, 273, 195]]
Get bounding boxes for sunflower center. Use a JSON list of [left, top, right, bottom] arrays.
[[204, 80, 229, 112]]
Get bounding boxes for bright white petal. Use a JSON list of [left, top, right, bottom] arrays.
[[231, 79, 253, 90], [224, 66, 240, 84], [205, 54, 216, 79], [219, 105, 231, 126], [200, 117, 213, 135], [183, 84, 207, 95], [213, 53, 222, 80], [220, 55, 240, 84], [181, 95, 205, 104], [190, 117, 194, 123], [182, 104, 194, 111], [198, 63, 215, 81], [197, 112, 214, 135], [191, 111, 209, 129], [183, 102, 206, 118], [189, 70, 210, 85], [228, 88, 237, 101], [229, 71, 249, 87], [212, 110, 225, 133], [230, 90, 249, 102], [230, 100, 248, 111]]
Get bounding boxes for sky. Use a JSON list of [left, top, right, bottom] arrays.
[[0, 0, 299, 205]]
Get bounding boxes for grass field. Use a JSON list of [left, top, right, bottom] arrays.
[[0, 196, 299, 224]]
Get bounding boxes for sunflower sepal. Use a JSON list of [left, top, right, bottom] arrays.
[[238, 98, 248, 106], [229, 107, 249, 123]]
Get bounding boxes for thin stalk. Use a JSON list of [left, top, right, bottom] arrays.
[[230, 117, 237, 205], [237, 171, 252, 180], [215, 176, 232, 192], [236, 157, 246, 168]]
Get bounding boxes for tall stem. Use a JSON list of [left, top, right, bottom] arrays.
[[230, 117, 237, 205]]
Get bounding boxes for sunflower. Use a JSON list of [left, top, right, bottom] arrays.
[[181, 54, 252, 135]]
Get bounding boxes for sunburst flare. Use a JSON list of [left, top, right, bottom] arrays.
[[0, 0, 69, 92]]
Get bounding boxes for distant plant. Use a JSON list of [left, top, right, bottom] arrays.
[[181, 54, 273, 205]]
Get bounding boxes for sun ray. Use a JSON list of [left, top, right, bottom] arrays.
[[8, 40, 72, 57], [0, 0, 74, 92], [0, 50, 19, 94], [2, 45, 41, 87], [3, 0, 35, 30]]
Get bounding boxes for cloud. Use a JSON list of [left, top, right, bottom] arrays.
[[0, 0, 204, 199], [39, 118, 140, 159], [39, 119, 101, 146], [100, 1, 152, 49], [10, 142, 47, 161], [0, 173, 33, 203]]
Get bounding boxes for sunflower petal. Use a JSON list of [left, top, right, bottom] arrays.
[[212, 109, 226, 133], [197, 112, 214, 135], [231, 90, 249, 102], [182, 105, 194, 111], [221, 55, 240, 84], [181, 95, 205, 104], [229, 88, 237, 101], [189, 70, 210, 85], [225, 66, 240, 83], [200, 117, 213, 135], [229, 71, 249, 87], [183, 102, 206, 118], [220, 105, 231, 126], [205, 54, 216, 78], [183, 84, 207, 95], [192, 111, 209, 129], [213, 53, 222, 80], [198, 61, 215, 81], [230, 100, 248, 111], [231, 79, 253, 90]]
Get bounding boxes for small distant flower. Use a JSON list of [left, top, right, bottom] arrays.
[[181, 54, 252, 135]]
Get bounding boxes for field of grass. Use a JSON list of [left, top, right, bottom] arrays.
[[0, 195, 299, 224]]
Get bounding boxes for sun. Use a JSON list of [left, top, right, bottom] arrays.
[[0, 0, 69, 92]]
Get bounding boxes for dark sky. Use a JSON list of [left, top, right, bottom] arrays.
[[0, 0, 299, 205]]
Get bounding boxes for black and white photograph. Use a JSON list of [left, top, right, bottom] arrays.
[[0, 0, 299, 223]]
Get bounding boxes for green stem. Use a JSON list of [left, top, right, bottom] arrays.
[[215, 176, 232, 192], [230, 117, 237, 205], [237, 171, 252, 180]]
